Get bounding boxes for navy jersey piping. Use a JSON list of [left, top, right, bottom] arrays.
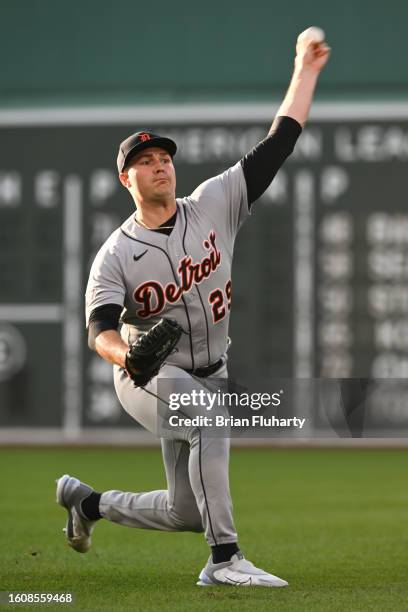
[[181, 205, 211, 366]]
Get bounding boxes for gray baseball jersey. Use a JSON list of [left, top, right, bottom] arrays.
[[85, 161, 249, 369]]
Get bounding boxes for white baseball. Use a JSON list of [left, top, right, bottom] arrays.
[[298, 26, 325, 44]]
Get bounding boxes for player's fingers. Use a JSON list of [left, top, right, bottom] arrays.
[[315, 46, 330, 56], [318, 43, 331, 52], [299, 40, 328, 60], [311, 43, 330, 56], [316, 47, 331, 59], [310, 42, 329, 52]]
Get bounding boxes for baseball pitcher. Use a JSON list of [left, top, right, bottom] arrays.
[[56, 31, 330, 587]]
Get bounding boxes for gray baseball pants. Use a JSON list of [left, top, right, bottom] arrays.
[[98, 363, 237, 546]]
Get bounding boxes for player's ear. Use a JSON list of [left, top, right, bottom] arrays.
[[119, 171, 131, 189]]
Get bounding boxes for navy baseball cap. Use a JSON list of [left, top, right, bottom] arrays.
[[117, 131, 177, 172]]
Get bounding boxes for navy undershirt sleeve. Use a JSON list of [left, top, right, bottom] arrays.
[[240, 116, 302, 207], [88, 303, 123, 349]]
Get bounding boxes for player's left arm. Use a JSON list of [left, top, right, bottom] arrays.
[[242, 31, 330, 205]]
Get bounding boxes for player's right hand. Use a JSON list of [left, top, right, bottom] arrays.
[[295, 34, 331, 74]]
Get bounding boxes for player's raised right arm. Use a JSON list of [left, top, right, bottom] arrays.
[[271, 30, 330, 131], [240, 29, 330, 205]]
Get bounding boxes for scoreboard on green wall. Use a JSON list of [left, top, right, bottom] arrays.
[[0, 104, 407, 432]]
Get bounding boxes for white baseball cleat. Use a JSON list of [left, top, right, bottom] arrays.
[[56, 474, 96, 553], [197, 552, 288, 587]]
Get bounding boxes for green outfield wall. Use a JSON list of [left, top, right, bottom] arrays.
[[1, 0, 407, 107]]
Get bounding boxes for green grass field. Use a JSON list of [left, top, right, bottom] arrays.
[[1, 448, 407, 611]]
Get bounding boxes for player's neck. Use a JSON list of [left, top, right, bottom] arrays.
[[135, 200, 177, 230]]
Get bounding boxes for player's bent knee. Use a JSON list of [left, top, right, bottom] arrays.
[[173, 515, 203, 533], [169, 505, 203, 533]]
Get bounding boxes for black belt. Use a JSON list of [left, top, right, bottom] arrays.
[[185, 358, 223, 378]]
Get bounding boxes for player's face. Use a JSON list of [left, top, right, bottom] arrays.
[[120, 147, 176, 205]]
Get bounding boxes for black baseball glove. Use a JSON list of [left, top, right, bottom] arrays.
[[125, 318, 183, 387]]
